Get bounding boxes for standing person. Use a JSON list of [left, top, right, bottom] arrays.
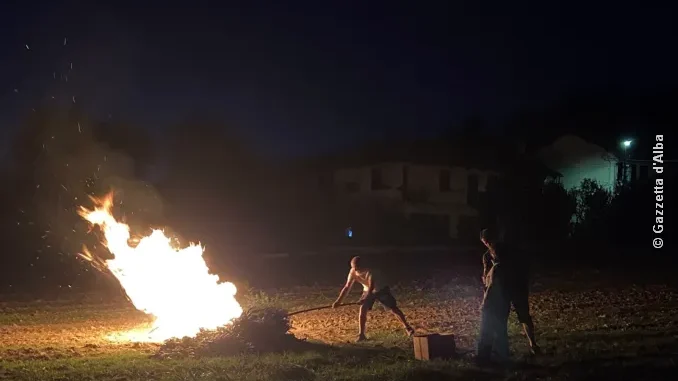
[[479, 227, 540, 359], [503, 244, 540, 355], [332, 256, 415, 342], [476, 228, 511, 364]]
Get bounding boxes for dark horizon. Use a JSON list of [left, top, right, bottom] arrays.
[[2, 1, 677, 159]]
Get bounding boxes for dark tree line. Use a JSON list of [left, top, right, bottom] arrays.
[[499, 89, 676, 260], [0, 103, 344, 293], [1, 89, 673, 295]]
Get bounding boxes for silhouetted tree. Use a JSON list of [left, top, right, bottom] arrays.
[[604, 174, 674, 252], [160, 117, 266, 250], [539, 181, 576, 241], [570, 179, 613, 241]]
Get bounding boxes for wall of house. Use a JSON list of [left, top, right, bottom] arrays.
[[334, 163, 403, 200], [556, 158, 618, 191], [333, 162, 499, 240], [538, 135, 618, 192], [627, 161, 655, 183], [334, 163, 494, 198]]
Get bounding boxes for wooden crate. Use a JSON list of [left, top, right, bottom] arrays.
[[413, 333, 456, 361]]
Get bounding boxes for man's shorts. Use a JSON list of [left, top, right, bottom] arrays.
[[508, 281, 532, 324], [362, 287, 398, 311]]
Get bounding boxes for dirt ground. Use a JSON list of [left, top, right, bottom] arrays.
[[1, 271, 678, 380]]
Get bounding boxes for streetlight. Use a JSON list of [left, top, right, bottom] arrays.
[[620, 139, 633, 184]]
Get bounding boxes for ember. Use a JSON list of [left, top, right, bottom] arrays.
[[78, 193, 243, 342]]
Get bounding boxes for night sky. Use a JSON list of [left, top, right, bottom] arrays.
[[1, 1, 676, 158]]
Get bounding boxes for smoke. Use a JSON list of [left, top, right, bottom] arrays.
[[0, 31, 162, 292], [3, 104, 164, 291]]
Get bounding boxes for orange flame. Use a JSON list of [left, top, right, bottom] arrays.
[[78, 193, 242, 342]]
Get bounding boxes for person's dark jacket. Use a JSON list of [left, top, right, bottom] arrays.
[[487, 241, 530, 285]]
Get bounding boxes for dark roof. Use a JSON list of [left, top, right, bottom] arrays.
[[303, 139, 496, 170], [302, 137, 560, 179]]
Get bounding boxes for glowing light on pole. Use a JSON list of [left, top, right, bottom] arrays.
[[620, 139, 633, 184]]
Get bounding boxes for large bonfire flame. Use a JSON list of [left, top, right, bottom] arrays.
[[78, 193, 243, 342]]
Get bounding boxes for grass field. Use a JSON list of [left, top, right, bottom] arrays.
[[2, 269, 678, 381]]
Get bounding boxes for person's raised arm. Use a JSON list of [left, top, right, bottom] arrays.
[[482, 250, 491, 286]]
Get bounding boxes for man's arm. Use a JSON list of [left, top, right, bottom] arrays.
[[482, 251, 491, 285], [333, 272, 354, 307], [480, 267, 496, 309]]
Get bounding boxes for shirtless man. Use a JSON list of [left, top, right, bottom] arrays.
[[333, 256, 415, 341]]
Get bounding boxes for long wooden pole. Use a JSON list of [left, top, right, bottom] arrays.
[[287, 302, 358, 316]]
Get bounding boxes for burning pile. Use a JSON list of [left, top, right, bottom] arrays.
[[156, 307, 301, 358], [78, 193, 243, 342]]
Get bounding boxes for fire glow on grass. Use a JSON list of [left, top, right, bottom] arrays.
[[78, 193, 243, 342]]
